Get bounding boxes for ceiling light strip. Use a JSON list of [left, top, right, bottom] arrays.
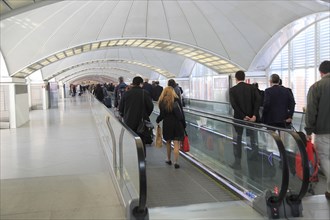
[[13, 38, 241, 79]]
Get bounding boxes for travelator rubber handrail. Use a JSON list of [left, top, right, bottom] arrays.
[[184, 107, 310, 201], [184, 98, 306, 114], [91, 95, 148, 219], [185, 97, 231, 106], [172, 108, 290, 207]]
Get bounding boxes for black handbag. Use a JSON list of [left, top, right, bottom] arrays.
[[137, 119, 154, 134], [136, 91, 154, 144]]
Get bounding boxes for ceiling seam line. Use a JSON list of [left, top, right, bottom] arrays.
[[176, 0, 198, 45], [121, 0, 134, 38], [145, 0, 149, 38], [193, 1, 230, 60], [161, 0, 172, 40], [67, 1, 104, 49], [211, 1, 256, 64], [96, 0, 120, 41]]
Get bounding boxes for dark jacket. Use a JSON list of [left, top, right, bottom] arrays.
[[229, 82, 261, 121], [142, 82, 153, 96], [94, 84, 104, 102], [152, 85, 163, 101], [156, 98, 185, 141], [262, 85, 295, 126], [119, 87, 154, 132]]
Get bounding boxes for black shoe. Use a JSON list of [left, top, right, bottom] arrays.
[[325, 192, 330, 200], [229, 162, 241, 170], [165, 160, 172, 165], [174, 163, 180, 169]]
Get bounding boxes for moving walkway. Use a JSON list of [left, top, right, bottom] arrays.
[[90, 94, 313, 220]]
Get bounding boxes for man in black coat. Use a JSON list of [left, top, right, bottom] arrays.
[[152, 81, 163, 101], [263, 74, 295, 128], [142, 78, 153, 96], [119, 76, 154, 156], [229, 70, 261, 169]]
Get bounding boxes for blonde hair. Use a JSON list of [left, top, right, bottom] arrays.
[[158, 86, 178, 112]]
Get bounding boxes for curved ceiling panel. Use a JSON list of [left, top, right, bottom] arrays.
[[65, 73, 116, 85], [52, 62, 160, 83], [41, 47, 186, 80], [0, 0, 329, 80], [59, 68, 135, 85], [10, 38, 242, 79]]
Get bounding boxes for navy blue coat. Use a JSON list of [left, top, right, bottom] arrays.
[[262, 85, 295, 126]]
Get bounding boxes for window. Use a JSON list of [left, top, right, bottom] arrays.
[[270, 18, 330, 111]]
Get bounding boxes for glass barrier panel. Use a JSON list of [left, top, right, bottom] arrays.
[[109, 113, 125, 171], [183, 111, 284, 200], [291, 112, 305, 132], [122, 129, 140, 195], [185, 98, 231, 116], [89, 95, 141, 211], [185, 98, 306, 135]]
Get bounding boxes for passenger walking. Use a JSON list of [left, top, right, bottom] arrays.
[[142, 78, 153, 95], [262, 74, 295, 128], [72, 84, 76, 97], [156, 86, 186, 169], [119, 76, 154, 157], [229, 70, 261, 170], [114, 76, 127, 109], [168, 79, 183, 106], [279, 78, 296, 126], [151, 81, 163, 101], [279, 78, 294, 99], [252, 83, 264, 120], [94, 84, 105, 102], [252, 83, 264, 106], [305, 60, 330, 200]]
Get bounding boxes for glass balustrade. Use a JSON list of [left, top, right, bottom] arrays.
[[89, 94, 147, 219]]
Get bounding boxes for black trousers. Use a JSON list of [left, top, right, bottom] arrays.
[[232, 125, 258, 160]]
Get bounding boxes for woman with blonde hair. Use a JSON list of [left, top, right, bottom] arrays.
[[156, 86, 186, 168]]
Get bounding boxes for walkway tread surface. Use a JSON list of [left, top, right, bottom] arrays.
[[146, 145, 240, 208]]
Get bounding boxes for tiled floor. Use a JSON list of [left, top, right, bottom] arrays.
[[0, 96, 125, 219]]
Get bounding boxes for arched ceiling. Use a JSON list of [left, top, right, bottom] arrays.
[[41, 47, 186, 81], [0, 0, 329, 84], [67, 74, 115, 86]]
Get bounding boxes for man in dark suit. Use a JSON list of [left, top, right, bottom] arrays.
[[229, 70, 261, 169], [262, 74, 295, 128], [119, 76, 154, 157]]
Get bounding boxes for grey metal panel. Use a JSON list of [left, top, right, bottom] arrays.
[[30, 85, 43, 110], [15, 84, 27, 94]]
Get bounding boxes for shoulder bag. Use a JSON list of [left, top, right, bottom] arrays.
[[137, 90, 154, 144]]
